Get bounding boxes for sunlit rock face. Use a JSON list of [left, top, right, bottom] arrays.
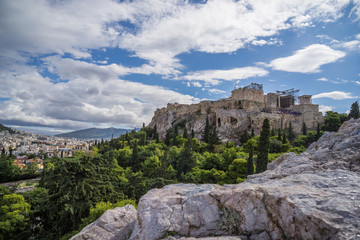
[[77, 119, 360, 240]]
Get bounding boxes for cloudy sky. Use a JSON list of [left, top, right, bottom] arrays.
[[0, 0, 359, 135]]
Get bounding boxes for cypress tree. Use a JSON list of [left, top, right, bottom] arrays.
[[165, 129, 172, 146], [271, 128, 276, 137], [191, 129, 195, 139], [208, 126, 220, 152], [247, 145, 254, 175], [302, 122, 307, 135], [288, 122, 295, 143], [349, 100, 359, 119], [202, 117, 210, 143], [277, 129, 282, 141], [282, 133, 287, 144], [316, 123, 321, 140], [251, 128, 255, 138], [239, 130, 249, 145], [1, 148, 5, 155], [174, 125, 179, 137], [183, 127, 188, 139], [256, 118, 270, 173], [9, 148, 13, 157]]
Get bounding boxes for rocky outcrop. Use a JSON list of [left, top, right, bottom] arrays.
[[78, 119, 360, 240], [70, 205, 136, 240], [148, 99, 323, 143]]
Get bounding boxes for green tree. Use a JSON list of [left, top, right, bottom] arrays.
[[40, 155, 124, 237], [202, 117, 210, 143], [302, 122, 307, 135], [316, 123, 321, 140], [208, 126, 220, 152], [348, 100, 359, 119], [191, 129, 195, 139], [183, 127, 188, 139], [0, 193, 31, 240], [247, 145, 254, 175], [251, 128, 255, 138], [277, 129, 282, 141], [287, 121, 295, 143], [239, 130, 249, 145], [0, 154, 20, 183], [322, 111, 341, 132], [256, 118, 270, 173], [177, 139, 195, 178]]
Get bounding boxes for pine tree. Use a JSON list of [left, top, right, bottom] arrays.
[[202, 117, 210, 143], [349, 100, 359, 119], [247, 145, 254, 175], [302, 122, 307, 135], [256, 118, 270, 173]]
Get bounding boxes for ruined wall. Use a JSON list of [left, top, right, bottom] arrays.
[[231, 88, 264, 103], [293, 104, 319, 113], [149, 88, 324, 143]]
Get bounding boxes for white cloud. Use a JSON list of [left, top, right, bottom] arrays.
[[208, 88, 226, 94], [0, 64, 199, 130], [317, 77, 328, 81], [269, 44, 345, 73], [319, 105, 333, 114], [313, 91, 358, 100], [118, 0, 352, 71], [192, 82, 202, 88], [183, 67, 268, 85]]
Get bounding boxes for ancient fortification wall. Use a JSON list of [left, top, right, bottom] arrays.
[[149, 83, 324, 142]]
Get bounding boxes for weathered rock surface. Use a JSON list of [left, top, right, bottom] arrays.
[[130, 119, 360, 240], [70, 205, 136, 240], [78, 119, 360, 240]]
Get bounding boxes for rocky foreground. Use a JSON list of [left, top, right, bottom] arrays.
[[72, 119, 360, 240]]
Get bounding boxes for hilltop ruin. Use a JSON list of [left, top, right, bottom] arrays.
[[149, 83, 323, 142]]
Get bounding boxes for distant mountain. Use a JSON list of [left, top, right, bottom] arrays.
[[55, 127, 130, 139], [0, 123, 16, 134]]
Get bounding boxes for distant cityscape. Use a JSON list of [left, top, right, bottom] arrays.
[[0, 127, 93, 170]]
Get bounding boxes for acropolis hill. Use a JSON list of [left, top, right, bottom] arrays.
[[149, 83, 324, 142]]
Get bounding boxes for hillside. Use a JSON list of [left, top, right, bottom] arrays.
[[72, 118, 360, 240], [0, 123, 16, 134], [55, 127, 129, 139]]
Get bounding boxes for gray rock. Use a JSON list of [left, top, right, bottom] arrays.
[[70, 205, 136, 240]]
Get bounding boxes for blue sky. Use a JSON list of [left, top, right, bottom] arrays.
[[0, 0, 359, 135]]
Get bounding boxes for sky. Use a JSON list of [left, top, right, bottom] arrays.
[[0, 0, 359, 136]]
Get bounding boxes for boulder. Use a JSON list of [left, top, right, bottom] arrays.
[[70, 205, 136, 240]]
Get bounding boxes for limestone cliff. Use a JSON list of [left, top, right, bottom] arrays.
[[148, 84, 323, 142], [72, 118, 360, 240]]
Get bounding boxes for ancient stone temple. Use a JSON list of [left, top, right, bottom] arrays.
[[149, 83, 323, 142]]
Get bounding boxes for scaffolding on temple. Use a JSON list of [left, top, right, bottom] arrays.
[[244, 83, 263, 91]]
